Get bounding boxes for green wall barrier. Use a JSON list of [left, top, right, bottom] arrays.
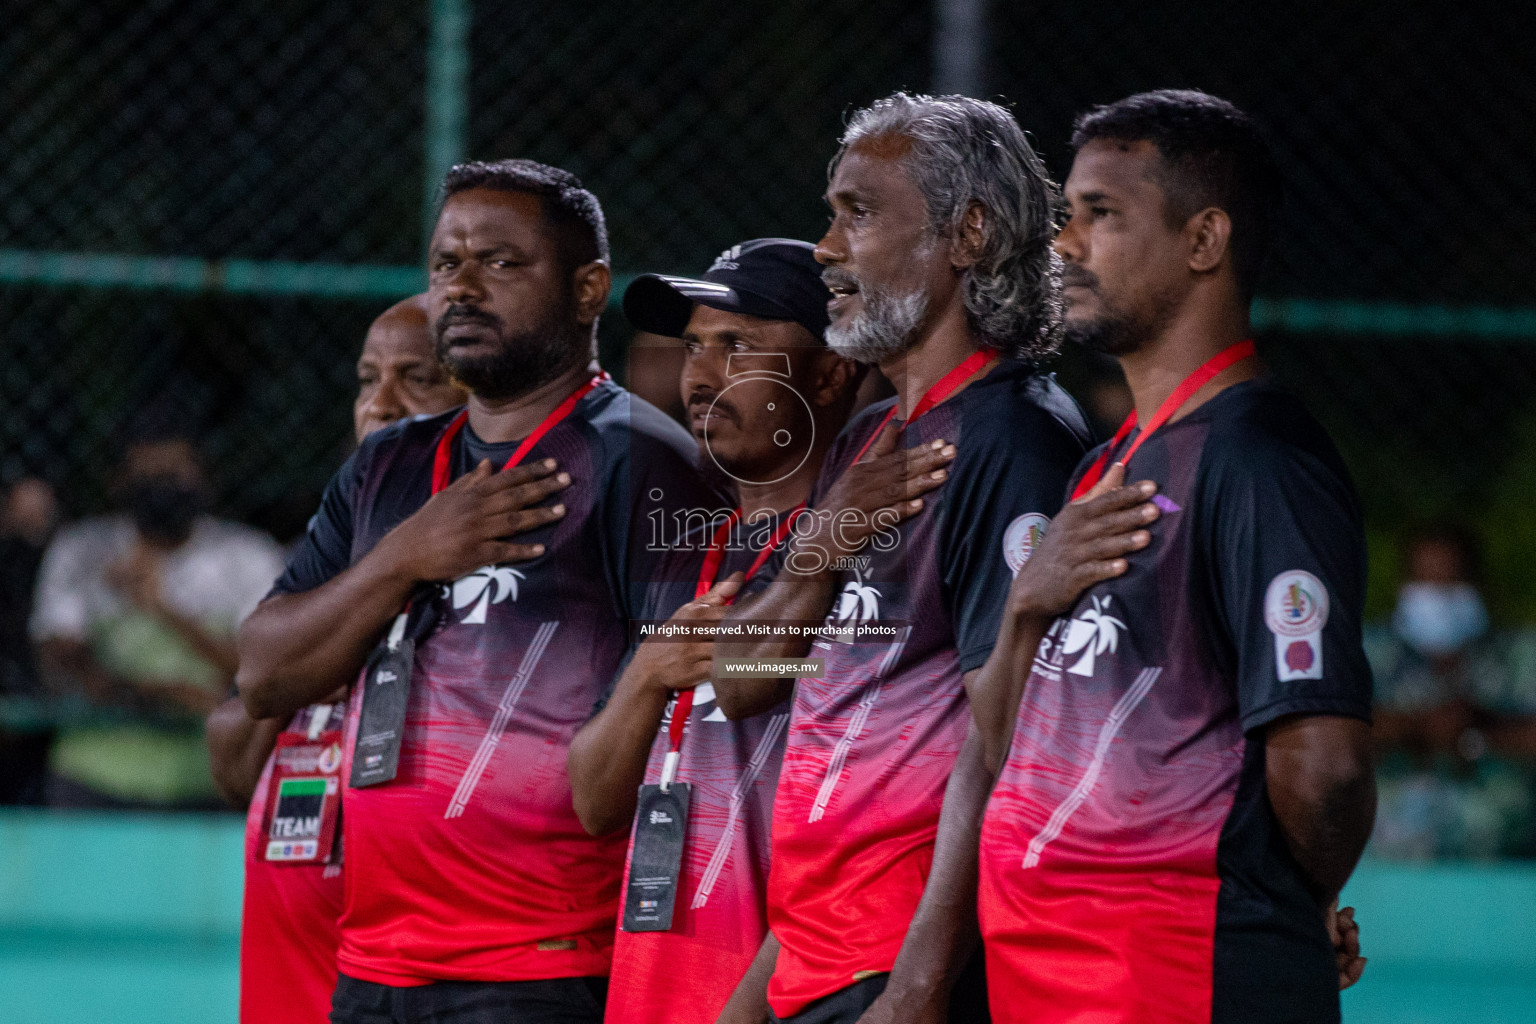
[[0, 810, 1532, 1023]]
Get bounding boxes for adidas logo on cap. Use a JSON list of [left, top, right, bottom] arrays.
[[709, 244, 742, 272]]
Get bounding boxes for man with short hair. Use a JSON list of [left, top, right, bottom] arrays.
[[568, 238, 880, 1024], [972, 90, 1375, 1024], [237, 158, 722, 1024], [207, 292, 466, 1024], [717, 94, 1092, 1024]]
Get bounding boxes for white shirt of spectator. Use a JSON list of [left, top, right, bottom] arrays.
[[30, 514, 286, 652]]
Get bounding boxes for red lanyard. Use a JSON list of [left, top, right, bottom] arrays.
[[1070, 340, 1255, 501], [430, 372, 609, 493], [665, 503, 807, 764], [849, 347, 999, 464], [692, 505, 805, 600], [387, 373, 608, 641]]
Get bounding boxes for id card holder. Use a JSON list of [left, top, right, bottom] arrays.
[[621, 781, 691, 932], [351, 612, 413, 788], [261, 726, 344, 863]]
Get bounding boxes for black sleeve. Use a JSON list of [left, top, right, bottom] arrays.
[[1201, 426, 1373, 732], [942, 413, 1088, 674], [270, 449, 365, 596]]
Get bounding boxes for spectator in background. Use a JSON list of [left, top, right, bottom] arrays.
[[1372, 523, 1490, 759], [0, 477, 61, 804], [1369, 523, 1536, 858], [624, 330, 687, 422], [1, 477, 59, 694], [30, 428, 285, 808]]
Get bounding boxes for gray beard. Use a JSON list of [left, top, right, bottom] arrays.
[[825, 285, 930, 365]]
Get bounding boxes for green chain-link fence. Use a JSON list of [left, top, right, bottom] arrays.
[[4, 0, 1535, 611]]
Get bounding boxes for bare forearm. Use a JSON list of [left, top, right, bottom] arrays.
[[236, 543, 415, 719], [568, 672, 671, 835], [715, 931, 779, 1024], [1271, 772, 1375, 903], [206, 696, 284, 808], [1267, 716, 1377, 904], [884, 724, 988, 1006], [969, 612, 1049, 775]]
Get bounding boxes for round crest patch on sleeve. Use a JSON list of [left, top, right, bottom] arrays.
[[1264, 570, 1329, 680], [1003, 513, 1051, 576]]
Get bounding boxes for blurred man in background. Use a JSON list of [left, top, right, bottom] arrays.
[[0, 476, 61, 804], [1370, 523, 1536, 858], [30, 428, 284, 808], [206, 293, 466, 1024], [1373, 524, 1491, 761], [568, 238, 865, 1024]]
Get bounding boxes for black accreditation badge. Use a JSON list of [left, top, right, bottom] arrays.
[[622, 782, 691, 932], [350, 612, 413, 788]]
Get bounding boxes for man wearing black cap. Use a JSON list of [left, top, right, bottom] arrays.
[[568, 239, 942, 1024]]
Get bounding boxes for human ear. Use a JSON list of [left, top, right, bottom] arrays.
[[952, 201, 988, 269], [807, 351, 858, 408], [572, 261, 612, 324], [1186, 208, 1232, 274]]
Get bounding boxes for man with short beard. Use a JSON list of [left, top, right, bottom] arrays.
[[715, 94, 1092, 1024], [209, 293, 469, 809], [236, 159, 723, 1024], [971, 91, 1374, 1024]]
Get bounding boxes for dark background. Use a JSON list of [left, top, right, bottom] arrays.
[[4, 0, 1535, 615]]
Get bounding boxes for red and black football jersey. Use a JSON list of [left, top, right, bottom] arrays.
[[272, 380, 725, 986], [748, 360, 1091, 1017], [979, 379, 1372, 1024]]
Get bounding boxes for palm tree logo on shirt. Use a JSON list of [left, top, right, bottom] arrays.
[[1059, 595, 1126, 677], [446, 565, 525, 625], [833, 567, 881, 627]]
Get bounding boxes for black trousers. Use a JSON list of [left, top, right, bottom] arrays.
[[771, 953, 990, 1024], [331, 972, 607, 1024]]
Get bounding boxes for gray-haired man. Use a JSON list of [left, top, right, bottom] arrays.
[[715, 93, 1093, 1024]]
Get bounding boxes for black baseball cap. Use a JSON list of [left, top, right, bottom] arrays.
[[623, 238, 831, 343]]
